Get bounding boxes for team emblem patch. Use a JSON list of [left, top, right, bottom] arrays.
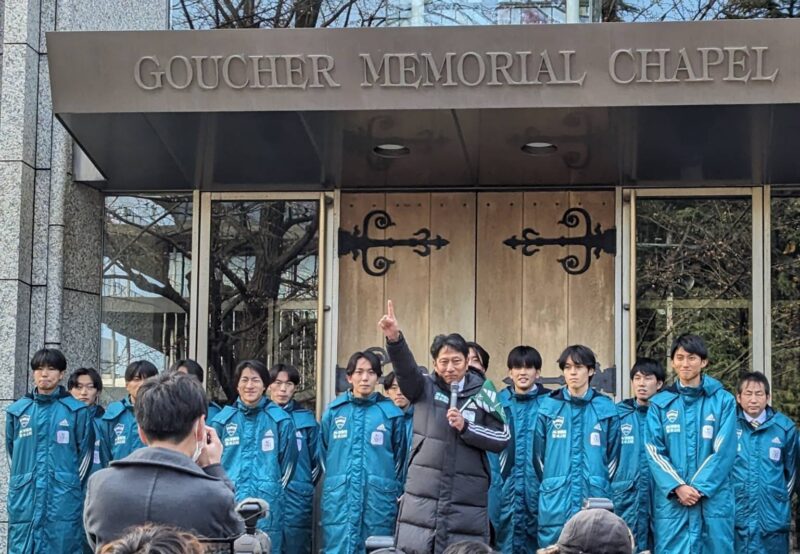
[[736, 428, 743, 439], [335, 416, 347, 430], [702, 425, 714, 439], [621, 423, 632, 436], [114, 423, 125, 436], [371, 430, 384, 446], [769, 447, 781, 462], [553, 416, 564, 430], [20, 415, 30, 428], [666, 410, 679, 423], [261, 430, 275, 452], [226, 423, 238, 437], [56, 430, 70, 444]]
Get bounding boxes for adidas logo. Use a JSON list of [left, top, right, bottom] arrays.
[[377, 424, 386, 431], [594, 423, 602, 431], [264, 430, 274, 437], [59, 419, 70, 427], [705, 414, 716, 422], [772, 437, 782, 445]]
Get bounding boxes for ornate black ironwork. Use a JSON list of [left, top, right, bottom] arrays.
[[338, 210, 449, 277], [503, 207, 616, 275]]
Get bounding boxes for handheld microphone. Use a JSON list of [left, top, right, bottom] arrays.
[[450, 383, 459, 410]]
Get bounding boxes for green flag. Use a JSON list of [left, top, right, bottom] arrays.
[[463, 379, 507, 424]]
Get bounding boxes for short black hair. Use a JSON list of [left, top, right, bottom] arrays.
[[629, 357, 666, 383], [383, 371, 398, 389], [233, 360, 271, 389], [430, 333, 469, 360], [168, 359, 204, 384], [67, 367, 103, 393], [30, 348, 67, 372], [441, 541, 493, 554], [557, 345, 598, 382], [125, 360, 159, 382], [467, 342, 490, 370], [507, 345, 543, 370], [737, 371, 770, 396], [135, 373, 207, 443], [669, 333, 709, 360], [346, 351, 383, 377], [269, 363, 300, 385]]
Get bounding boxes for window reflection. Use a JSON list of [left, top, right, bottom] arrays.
[[101, 196, 193, 396], [770, 191, 800, 424], [635, 197, 752, 391], [208, 201, 319, 409]]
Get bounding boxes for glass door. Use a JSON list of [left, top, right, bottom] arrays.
[[622, 188, 767, 395], [194, 193, 326, 412]]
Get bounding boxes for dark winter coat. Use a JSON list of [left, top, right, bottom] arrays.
[[387, 335, 510, 554]]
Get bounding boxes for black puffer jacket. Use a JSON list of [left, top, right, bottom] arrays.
[[387, 335, 510, 554]]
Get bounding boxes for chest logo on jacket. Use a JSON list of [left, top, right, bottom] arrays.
[[18, 414, 32, 438], [224, 423, 239, 446], [665, 409, 681, 434], [296, 430, 304, 451], [334, 416, 348, 440], [114, 423, 127, 445], [262, 430, 275, 452], [552, 416, 567, 439], [621, 423, 634, 445], [371, 424, 385, 446], [56, 420, 71, 444], [434, 392, 449, 404]]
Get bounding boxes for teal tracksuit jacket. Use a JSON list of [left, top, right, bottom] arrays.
[[732, 406, 798, 554], [5, 387, 94, 554], [493, 384, 548, 554], [319, 391, 407, 554], [645, 375, 737, 554], [280, 400, 320, 554], [533, 387, 620, 548], [97, 396, 145, 466], [210, 397, 298, 553], [613, 398, 653, 553]]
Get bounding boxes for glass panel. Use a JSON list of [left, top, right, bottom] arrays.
[[770, 191, 800, 424], [101, 196, 193, 398], [635, 196, 752, 391], [207, 200, 319, 409]]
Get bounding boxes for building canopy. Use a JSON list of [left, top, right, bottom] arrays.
[[47, 20, 800, 190]]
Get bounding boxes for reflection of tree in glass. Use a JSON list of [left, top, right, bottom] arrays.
[[770, 195, 800, 424], [209, 201, 319, 405], [635, 198, 752, 392]]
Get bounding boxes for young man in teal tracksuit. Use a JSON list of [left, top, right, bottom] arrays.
[[613, 358, 665, 553], [319, 350, 407, 554], [6, 349, 94, 554], [268, 363, 320, 554], [493, 345, 549, 554], [533, 344, 620, 548], [732, 371, 797, 554], [383, 370, 414, 482], [96, 360, 158, 467], [210, 360, 297, 553], [645, 333, 737, 554]]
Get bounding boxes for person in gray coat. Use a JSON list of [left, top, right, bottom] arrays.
[[83, 373, 244, 551], [379, 301, 510, 554]]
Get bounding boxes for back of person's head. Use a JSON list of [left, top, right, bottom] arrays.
[[135, 373, 207, 443], [67, 367, 103, 393], [737, 371, 771, 396], [269, 363, 300, 384], [99, 524, 204, 554], [125, 360, 159, 383], [466, 341, 490, 370], [629, 357, 666, 383], [669, 333, 708, 360], [168, 359, 205, 384], [346, 350, 383, 377], [555, 508, 634, 554], [30, 348, 67, 372], [442, 540, 494, 554], [507, 345, 543, 370], [430, 333, 470, 360]]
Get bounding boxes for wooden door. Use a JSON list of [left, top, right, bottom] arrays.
[[337, 191, 615, 391]]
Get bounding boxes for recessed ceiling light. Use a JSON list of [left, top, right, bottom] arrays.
[[521, 142, 558, 155], [373, 144, 410, 158]]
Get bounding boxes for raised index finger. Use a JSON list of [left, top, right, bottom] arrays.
[[387, 299, 395, 319]]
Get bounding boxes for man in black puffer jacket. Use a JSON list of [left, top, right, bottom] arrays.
[[379, 301, 510, 554]]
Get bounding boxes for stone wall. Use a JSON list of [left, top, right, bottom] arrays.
[[0, 0, 169, 548]]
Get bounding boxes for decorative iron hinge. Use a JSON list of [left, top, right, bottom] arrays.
[[504, 207, 616, 275], [338, 210, 449, 277]]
